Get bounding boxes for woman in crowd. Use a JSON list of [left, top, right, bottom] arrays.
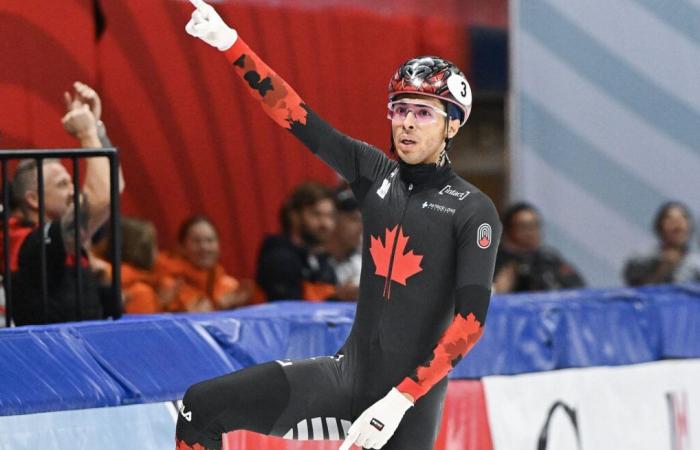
[[119, 218, 168, 313], [157, 215, 251, 312], [90, 217, 169, 314], [623, 201, 699, 285]]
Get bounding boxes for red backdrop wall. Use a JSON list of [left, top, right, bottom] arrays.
[[0, 0, 505, 278]]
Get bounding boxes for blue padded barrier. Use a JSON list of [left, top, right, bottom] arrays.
[[0, 317, 235, 415], [71, 317, 235, 404], [548, 290, 661, 368], [0, 326, 124, 415], [453, 295, 557, 377], [189, 302, 354, 369], [1, 284, 698, 415], [648, 284, 700, 358]]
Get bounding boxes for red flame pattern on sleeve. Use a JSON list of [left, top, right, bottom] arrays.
[[396, 313, 483, 400], [175, 439, 209, 450], [224, 39, 307, 129]]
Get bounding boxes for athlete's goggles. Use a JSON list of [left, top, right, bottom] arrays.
[[387, 101, 447, 125]]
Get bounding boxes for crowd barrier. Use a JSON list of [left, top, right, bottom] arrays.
[[1, 284, 698, 449]]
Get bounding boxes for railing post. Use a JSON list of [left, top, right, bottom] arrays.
[[36, 158, 48, 324], [109, 152, 122, 320], [2, 160, 11, 328], [72, 157, 83, 321]]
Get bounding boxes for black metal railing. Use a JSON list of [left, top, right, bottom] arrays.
[[1, 148, 121, 327]]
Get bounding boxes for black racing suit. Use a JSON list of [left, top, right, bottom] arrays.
[[176, 37, 501, 450]]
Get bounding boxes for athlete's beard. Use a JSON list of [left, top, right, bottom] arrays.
[[437, 120, 452, 167]]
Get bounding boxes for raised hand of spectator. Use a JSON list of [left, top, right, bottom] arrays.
[[61, 104, 99, 145], [64, 81, 102, 121]]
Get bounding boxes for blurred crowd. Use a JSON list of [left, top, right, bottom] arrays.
[[1, 83, 698, 327]]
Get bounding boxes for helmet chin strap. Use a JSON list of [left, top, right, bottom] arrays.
[[437, 120, 452, 167]]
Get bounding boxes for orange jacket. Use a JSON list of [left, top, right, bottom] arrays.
[[154, 252, 241, 312], [122, 262, 165, 314]]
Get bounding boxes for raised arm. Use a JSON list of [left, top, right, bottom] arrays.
[[185, 0, 391, 196], [60, 84, 125, 253]]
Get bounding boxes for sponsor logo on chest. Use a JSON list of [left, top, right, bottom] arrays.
[[422, 201, 456, 215], [439, 184, 470, 200]]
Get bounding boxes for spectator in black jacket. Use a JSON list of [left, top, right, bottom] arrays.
[[493, 202, 585, 293], [256, 182, 338, 301], [7, 82, 124, 325]]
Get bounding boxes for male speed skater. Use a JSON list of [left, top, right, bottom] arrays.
[[176, 1, 501, 448]]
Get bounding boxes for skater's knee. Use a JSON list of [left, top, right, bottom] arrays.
[[175, 381, 226, 448], [179, 380, 218, 430]]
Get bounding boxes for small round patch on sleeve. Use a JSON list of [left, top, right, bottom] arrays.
[[477, 223, 492, 249]]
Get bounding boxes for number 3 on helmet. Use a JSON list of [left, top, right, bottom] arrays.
[[388, 56, 472, 126]]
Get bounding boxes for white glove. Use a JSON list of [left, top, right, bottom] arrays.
[[185, 0, 238, 51], [339, 388, 413, 449]]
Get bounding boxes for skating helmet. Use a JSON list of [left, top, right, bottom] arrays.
[[388, 56, 472, 126]]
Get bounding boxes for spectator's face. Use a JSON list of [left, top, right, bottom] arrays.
[[182, 221, 220, 270], [42, 162, 74, 220], [334, 210, 363, 253], [391, 96, 458, 165], [660, 206, 691, 248], [298, 199, 336, 246], [508, 209, 541, 251]]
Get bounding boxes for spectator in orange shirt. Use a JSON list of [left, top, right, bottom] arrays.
[[91, 217, 168, 314], [157, 215, 250, 312]]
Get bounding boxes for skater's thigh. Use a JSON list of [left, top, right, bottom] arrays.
[[270, 355, 354, 440], [182, 361, 291, 436]]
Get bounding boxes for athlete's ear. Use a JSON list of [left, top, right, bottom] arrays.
[[447, 118, 460, 139]]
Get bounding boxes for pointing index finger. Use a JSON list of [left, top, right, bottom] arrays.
[[339, 429, 359, 450], [189, 0, 206, 11]]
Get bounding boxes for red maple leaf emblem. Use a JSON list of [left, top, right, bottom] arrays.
[[370, 226, 423, 298]]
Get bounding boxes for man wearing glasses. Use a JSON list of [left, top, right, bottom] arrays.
[[177, 1, 501, 449]]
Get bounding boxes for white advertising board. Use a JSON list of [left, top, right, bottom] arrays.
[[483, 359, 699, 450]]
